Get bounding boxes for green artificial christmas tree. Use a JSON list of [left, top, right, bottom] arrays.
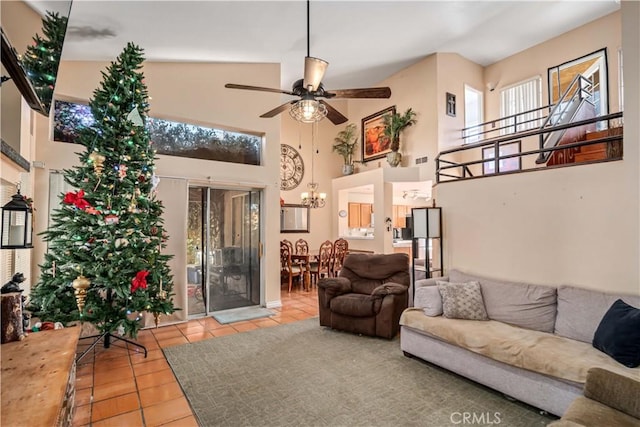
[[29, 43, 177, 342], [20, 11, 68, 112]]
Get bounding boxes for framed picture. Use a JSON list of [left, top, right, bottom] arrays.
[[361, 106, 395, 162], [483, 141, 522, 175], [446, 92, 456, 117]]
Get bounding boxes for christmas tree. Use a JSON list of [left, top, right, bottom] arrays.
[[20, 11, 68, 112], [29, 43, 177, 339]]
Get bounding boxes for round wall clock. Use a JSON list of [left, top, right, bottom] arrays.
[[280, 144, 304, 191]]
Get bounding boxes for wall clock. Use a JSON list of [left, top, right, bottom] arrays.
[[280, 144, 304, 191]]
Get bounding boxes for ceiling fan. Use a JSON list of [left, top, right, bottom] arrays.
[[224, 1, 391, 125]]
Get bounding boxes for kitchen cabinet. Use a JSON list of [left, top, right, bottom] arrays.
[[393, 205, 410, 228], [348, 202, 373, 228]]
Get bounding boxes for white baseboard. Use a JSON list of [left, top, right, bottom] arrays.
[[266, 300, 282, 309]]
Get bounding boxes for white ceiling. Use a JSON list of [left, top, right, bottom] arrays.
[[29, 0, 619, 91]]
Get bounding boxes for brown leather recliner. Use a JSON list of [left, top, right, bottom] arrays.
[[317, 253, 410, 339]]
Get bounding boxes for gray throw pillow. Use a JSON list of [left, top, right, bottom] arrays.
[[414, 286, 443, 316], [437, 281, 489, 321]]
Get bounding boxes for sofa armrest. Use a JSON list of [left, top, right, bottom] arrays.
[[372, 283, 408, 297], [415, 276, 449, 289], [583, 368, 640, 419]]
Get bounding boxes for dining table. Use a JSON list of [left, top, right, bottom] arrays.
[[290, 251, 318, 291]]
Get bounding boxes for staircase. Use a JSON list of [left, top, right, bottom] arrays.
[[536, 74, 595, 164]]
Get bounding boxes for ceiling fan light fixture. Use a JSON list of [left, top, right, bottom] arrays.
[[289, 99, 327, 123], [303, 56, 328, 92]]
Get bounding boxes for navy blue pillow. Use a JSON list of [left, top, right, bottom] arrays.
[[592, 299, 640, 368]]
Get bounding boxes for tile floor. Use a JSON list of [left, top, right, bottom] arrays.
[[72, 287, 319, 427]]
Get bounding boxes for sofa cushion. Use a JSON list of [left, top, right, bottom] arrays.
[[593, 300, 640, 368], [555, 286, 640, 343], [437, 281, 488, 321], [399, 309, 640, 384], [449, 270, 557, 332], [414, 286, 442, 317]]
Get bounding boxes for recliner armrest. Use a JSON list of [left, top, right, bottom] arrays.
[[318, 277, 352, 303], [371, 282, 408, 297]]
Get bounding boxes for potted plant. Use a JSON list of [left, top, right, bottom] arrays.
[[382, 108, 417, 167], [332, 123, 358, 175]]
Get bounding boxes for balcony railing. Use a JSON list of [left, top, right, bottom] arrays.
[[436, 112, 623, 184]]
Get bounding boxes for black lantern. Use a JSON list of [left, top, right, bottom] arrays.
[[1, 188, 33, 249]]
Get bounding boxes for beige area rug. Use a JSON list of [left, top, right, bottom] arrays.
[[163, 318, 556, 427]]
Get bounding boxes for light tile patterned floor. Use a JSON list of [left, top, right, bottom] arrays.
[[72, 287, 318, 427]]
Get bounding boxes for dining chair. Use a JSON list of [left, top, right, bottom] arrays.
[[295, 238, 309, 255], [332, 238, 349, 277], [280, 241, 303, 293], [310, 240, 333, 285], [281, 239, 294, 254]]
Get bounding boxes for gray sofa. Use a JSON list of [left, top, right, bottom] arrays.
[[399, 269, 640, 417]]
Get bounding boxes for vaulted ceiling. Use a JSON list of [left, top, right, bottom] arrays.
[[29, 0, 620, 91]]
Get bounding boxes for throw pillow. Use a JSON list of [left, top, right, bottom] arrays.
[[592, 299, 640, 368], [414, 286, 443, 316], [437, 281, 489, 321]]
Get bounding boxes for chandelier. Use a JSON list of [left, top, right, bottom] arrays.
[[289, 98, 327, 123], [301, 182, 326, 208], [300, 121, 326, 208]]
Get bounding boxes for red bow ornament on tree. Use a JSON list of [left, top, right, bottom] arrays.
[[63, 190, 92, 210], [131, 270, 149, 293]]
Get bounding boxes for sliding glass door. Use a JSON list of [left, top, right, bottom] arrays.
[[187, 187, 261, 316]]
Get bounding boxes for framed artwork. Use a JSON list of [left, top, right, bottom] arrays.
[[361, 106, 395, 162], [483, 141, 522, 175], [446, 92, 456, 117]]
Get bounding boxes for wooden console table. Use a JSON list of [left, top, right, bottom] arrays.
[[1, 327, 80, 427]]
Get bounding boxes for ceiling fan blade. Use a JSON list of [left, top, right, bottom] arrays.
[[320, 100, 348, 125], [325, 87, 392, 99], [303, 56, 328, 92], [225, 83, 295, 96], [260, 101, 296, 118]]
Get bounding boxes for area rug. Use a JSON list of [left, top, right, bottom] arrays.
[[164, 318, 556, 427], [211, 306, 274, 324]]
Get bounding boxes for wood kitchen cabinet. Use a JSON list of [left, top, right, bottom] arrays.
[[393, 205, 410, 228], [348, 202, 373, 228]]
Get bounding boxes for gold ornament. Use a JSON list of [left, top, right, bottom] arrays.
[[153, 312, 160, 328], [158, 279, 166, 300], [89, 152, 106, 176], [72, 275, 91, 314]]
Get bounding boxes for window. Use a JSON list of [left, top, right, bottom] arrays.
[[52, 99, 262, 166], [500, 77, 542, 134], [618, 48, 624, 112], [464, 85, 484, 143]]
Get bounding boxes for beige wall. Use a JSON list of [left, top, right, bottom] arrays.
[[435, 5, 638, 294], [484, 11, 622, 122], [32, 60, 285, 309], [621, 0, 639, 286]]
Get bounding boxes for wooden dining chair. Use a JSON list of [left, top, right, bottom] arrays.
[[332, 238, 349, 277], [310, 240, 333, 285], [294, 238, 309, 255], [281, 241, 303, 293], [281, 239, 294, 254]]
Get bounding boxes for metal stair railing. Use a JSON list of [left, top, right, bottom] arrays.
[[535, 74, 594, 163], [435, 112, 623, 184]]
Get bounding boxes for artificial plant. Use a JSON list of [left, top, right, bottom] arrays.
[[383, 108, 417, 152], [332, 123, 358, 166]]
